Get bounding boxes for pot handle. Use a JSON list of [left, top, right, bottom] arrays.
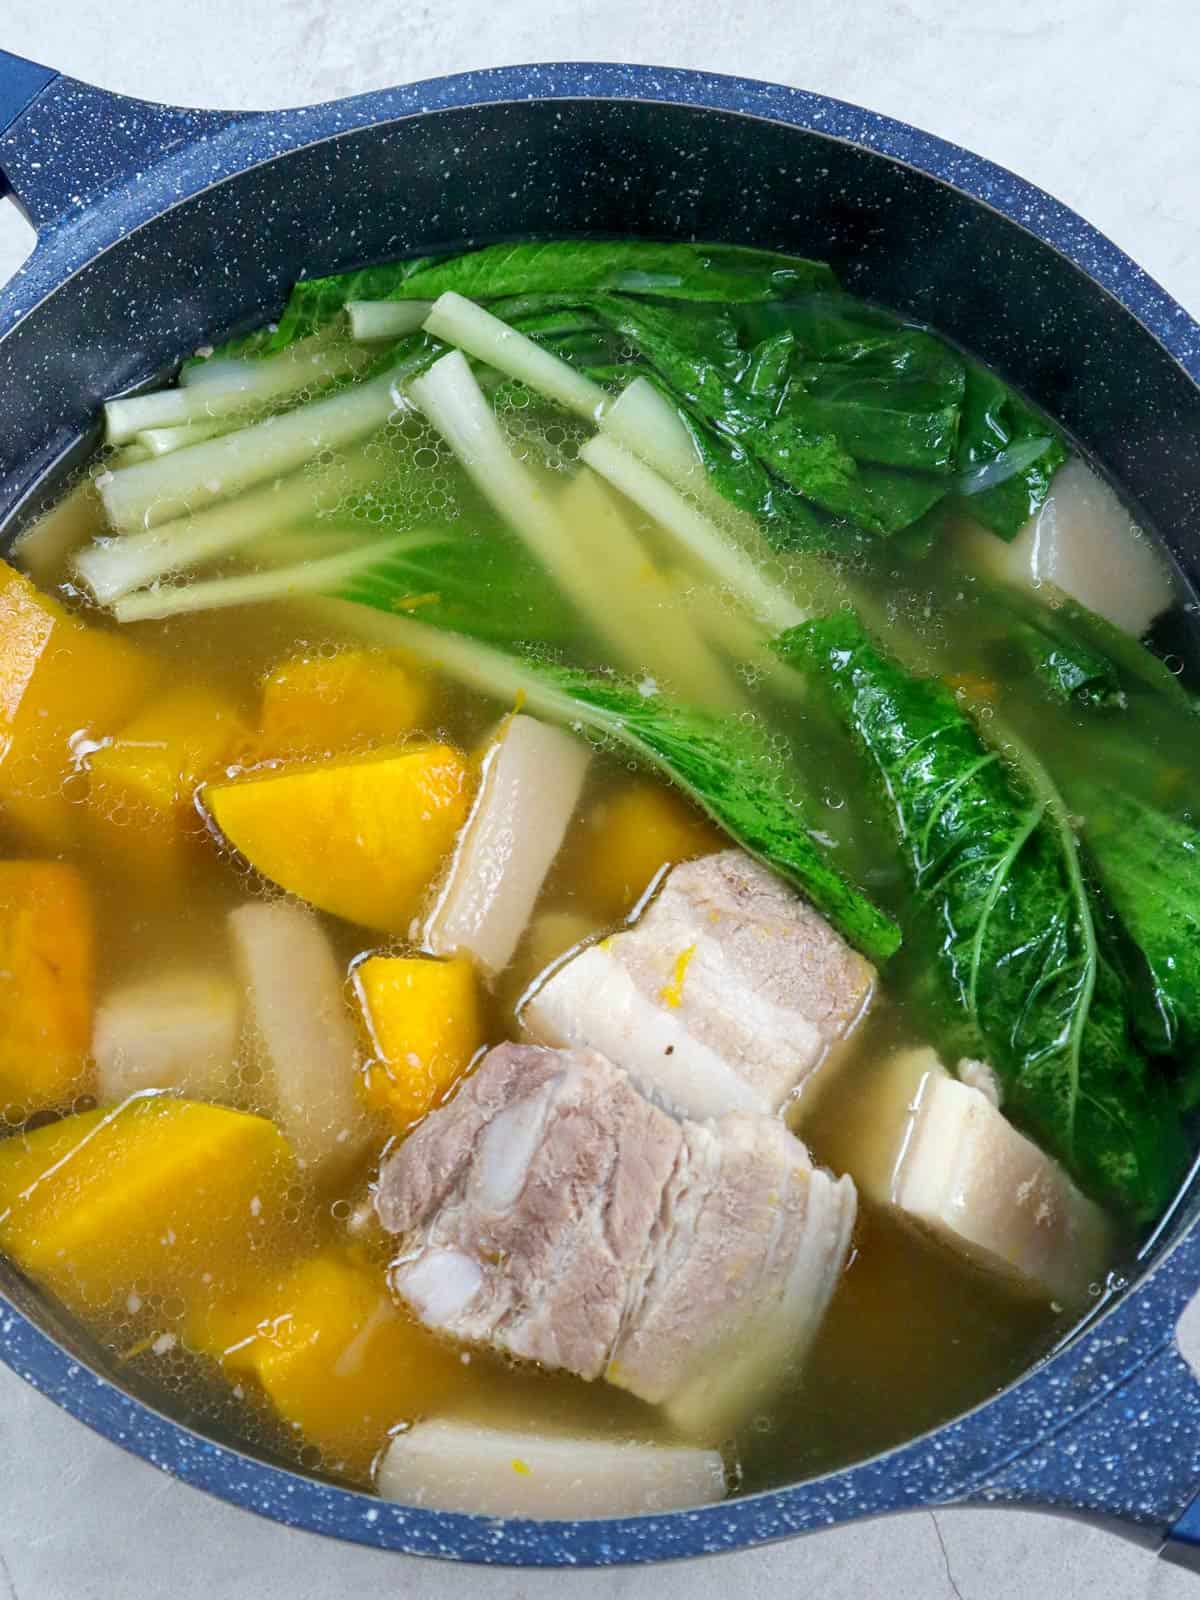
[[0, 49, 55, 202], [0, 46, 244, 235]]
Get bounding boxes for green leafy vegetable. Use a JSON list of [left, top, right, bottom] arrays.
[[328, 602, 900, 963], [1075, 784, 1200, 1077], [1002, 618, 1124, 708], [777, 611, 1187, 1221], [953, 364, 1067, 540], [589, 297, 946, 536], [337, 528, 578, 646], [369, 240, 837, 305]]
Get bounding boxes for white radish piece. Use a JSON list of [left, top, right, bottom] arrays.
[[99, 364, 407, 533], [11, 479, 103, 584], [958, 457, 1174, 636], [228, 900, 370, 1176], [346, 299, 433, 341], [93, 970, 240, 1102], [557, 469, 744, 711], [579, 435, 807, 632], [423, 291, 610, 422], [825, 1047, 1111, 1306], [426, 714, 590, 976], [376, 1418, 726, 1518]]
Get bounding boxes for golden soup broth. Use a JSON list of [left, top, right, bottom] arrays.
[[4, 337, 1183, 1500]]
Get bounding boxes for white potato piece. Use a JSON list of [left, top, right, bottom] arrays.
[[228, 900, 370, 1174], [959, 457, 1173, 636], [425, 714, 590, 976], [376, 1418, 726, 1518], [829, 1048, 1111, 1306], [93, 970, 240, 1101]]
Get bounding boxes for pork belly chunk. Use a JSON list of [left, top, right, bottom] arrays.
[[376, 1042, 856, 1438], [521, 850, 875, 1120], [826, 1047, 1112, 1307]]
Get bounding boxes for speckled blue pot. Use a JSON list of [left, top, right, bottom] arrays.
[[1, 49, 1200, 1573]]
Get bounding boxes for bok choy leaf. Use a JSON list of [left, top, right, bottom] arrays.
[[778, 611, 1187, 1221], [318, 601, 901, 963]]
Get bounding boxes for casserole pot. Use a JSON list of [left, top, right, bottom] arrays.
[[2, 46, 1200, 1571]]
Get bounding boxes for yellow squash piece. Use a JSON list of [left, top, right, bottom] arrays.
[[0, 1097, 295, 1316], [355, 954, 482, 1131], [0, 861, 93, 1114], [193, 1248, 465, 1475], [205, 744, 473, 931], [0, 560, 160, 848], [259, 648, 433, 758], [87, 683, 250, 892], [571, 782, 723, 920]]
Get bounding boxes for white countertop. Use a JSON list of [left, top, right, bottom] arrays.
[[2, 2, 1200, 1595]]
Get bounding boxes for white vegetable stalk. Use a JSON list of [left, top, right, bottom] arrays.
[[558, 469, 746, 712], [601, 378, 763, 536], [76, 451, 388, 603], [103, 335, 372, 443], [409, 350, 656, 672], [112, 537, 398, 624], [135, 420, 234, 457], [99, 365, 406, 533], [422, 292, 610, 423], [347, 299, 433, 341], [579, 435, 808, 633], [671, 573, 806, 702]]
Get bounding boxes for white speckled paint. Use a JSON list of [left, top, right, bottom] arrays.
[[1, 4, 1200, 1596]]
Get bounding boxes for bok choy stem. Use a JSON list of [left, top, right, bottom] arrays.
[[111, 537, 403, 623], [579, 434, 809, 633], [76, 452, 389, 603], [99, 364, 410, 533], [422, 292, 611, 422], [347, 300, 434, 341], [408, 351, 659, 673], [104, 334, 373, 443]]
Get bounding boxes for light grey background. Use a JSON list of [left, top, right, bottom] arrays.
[[1, 2, 1200, 1595]]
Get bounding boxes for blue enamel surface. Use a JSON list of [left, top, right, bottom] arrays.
[[0, 53, 1199, 1568]]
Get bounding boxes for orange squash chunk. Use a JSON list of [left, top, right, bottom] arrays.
[[0, 560, 160, 848], [355, 954, 482, 1132], [259, 648, 432, 758], [87, 682, 250, 892], [0, 860, 93, 1114], [205, 743, 473, 931], [194, 1248, 466, 1475]]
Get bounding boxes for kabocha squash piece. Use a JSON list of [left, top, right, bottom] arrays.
[[229, 900, 371, 1177], [259, 648, 432, 758], [192, 1248, 465, 1475], [355, 954, 482, 1132], [0, 560, 161, 848], [569, 782, 723, 920], [205, 744, 473, 931], [87, 683, 250, 892], [0, 1097, 295, 1315], [0, 861, 93, 1113]]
